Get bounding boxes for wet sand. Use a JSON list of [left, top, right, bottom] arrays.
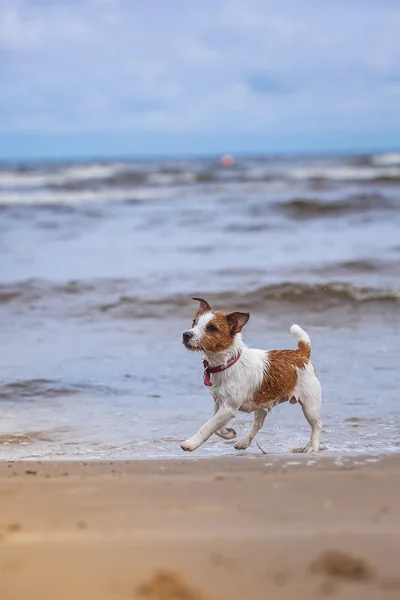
[[1, 455, 400, 599]]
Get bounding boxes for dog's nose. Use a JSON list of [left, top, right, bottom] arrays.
[[182, 331, 193, 342]]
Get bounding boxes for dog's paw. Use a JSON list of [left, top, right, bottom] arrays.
[[180, 441, 194, 452], [218, 427, 237, 440], [293, 444, 319, 453], [180, 437, 200, 452], [234, 438, 251, 450]]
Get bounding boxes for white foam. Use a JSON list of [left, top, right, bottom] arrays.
[[371, 153, 400, 166], [0, 163, 126, 190], [148, 172, 196, 185], [59, 163, 125, 182], [0, 172, 53, 189], [292, 165, 400, 181], [0, 186, 176, 205]]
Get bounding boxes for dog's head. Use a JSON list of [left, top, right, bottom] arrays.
[[182, 298, 250, 353]]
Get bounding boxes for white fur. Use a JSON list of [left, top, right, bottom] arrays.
[[181, 323, 322, 454], [293, 362, 322, 452], [290, 324, 310, 346], [181, 333, 267, 451]]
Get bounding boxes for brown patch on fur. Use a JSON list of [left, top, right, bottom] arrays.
[[298, 340, 311, 359], [191, 300, 249, 353], [253, 349, 308, 406], [191, 306, 249, 353], [199, 312, 235, 353], [226, 311, 250, 334]]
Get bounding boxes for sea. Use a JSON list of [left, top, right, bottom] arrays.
[[1, 152, 400, 460]]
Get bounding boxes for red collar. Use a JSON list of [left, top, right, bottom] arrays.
[[203, 350, 242, 386]]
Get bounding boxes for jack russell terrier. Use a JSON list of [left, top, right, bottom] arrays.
[[181, 298, 322, 453]]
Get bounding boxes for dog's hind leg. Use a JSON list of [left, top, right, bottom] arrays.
[[234, 407, 270, 450], [294, 366, 322, 453], [216, 427, 237, 440], [295, 398, 321, 452]]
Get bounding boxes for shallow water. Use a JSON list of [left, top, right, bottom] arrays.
[[0, 153, 399, 459]]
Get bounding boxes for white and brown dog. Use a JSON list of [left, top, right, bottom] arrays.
[[181, 298, 322, 453]]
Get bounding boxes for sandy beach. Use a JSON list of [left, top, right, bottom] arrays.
[[1, 454, 400, 599]]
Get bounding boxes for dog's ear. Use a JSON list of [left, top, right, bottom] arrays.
[[192, 297, 212, 315], [226, 312, 250, 334]]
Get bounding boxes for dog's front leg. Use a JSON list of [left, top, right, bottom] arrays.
[[213, 401, 237, 440], [215, 401, 254, 439], [181, 405, 237, 452]]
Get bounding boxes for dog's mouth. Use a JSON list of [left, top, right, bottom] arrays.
[[182, 339, 202, 352]]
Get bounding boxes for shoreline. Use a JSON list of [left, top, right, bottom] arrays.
[[0, 450, 397, 471]]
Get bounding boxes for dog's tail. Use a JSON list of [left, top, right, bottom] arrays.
[[290, 324, 311, 359]]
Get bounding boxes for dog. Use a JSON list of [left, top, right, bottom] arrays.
[[181, 297, 322, 453]]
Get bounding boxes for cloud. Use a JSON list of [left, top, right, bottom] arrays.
[[0, 0, 400, 137]]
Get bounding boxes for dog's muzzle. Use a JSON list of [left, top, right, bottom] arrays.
[[182, 331, 193, 343], [182, 330, 197, 349]]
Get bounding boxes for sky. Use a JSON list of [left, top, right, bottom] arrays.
[[0, 0, 399, 160]]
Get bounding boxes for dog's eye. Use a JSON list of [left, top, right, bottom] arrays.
[[192, 320, 196, 328], [207, 324, 218, 332]]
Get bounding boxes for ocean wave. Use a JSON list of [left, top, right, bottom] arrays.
[[0, 162, 281, 192], [1, 154, 399, 208], [0, 279, 96, 304], [0, 278, 137, 308], [95, 282, 400, 319], [0, 378, 124, 401], [0, 428, 70, 445], [1, 279, 399, 316], [0, 379, 82, 400], [216, 282, 400, 308], [371, 153, 400, 167], [1, 153, 399, 195], [278, 193, 394, 218], [291, 164, 400, 182], [0, 186, 178, 205], [310, 259, 400, 277], [0, 163, 126, 190]]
